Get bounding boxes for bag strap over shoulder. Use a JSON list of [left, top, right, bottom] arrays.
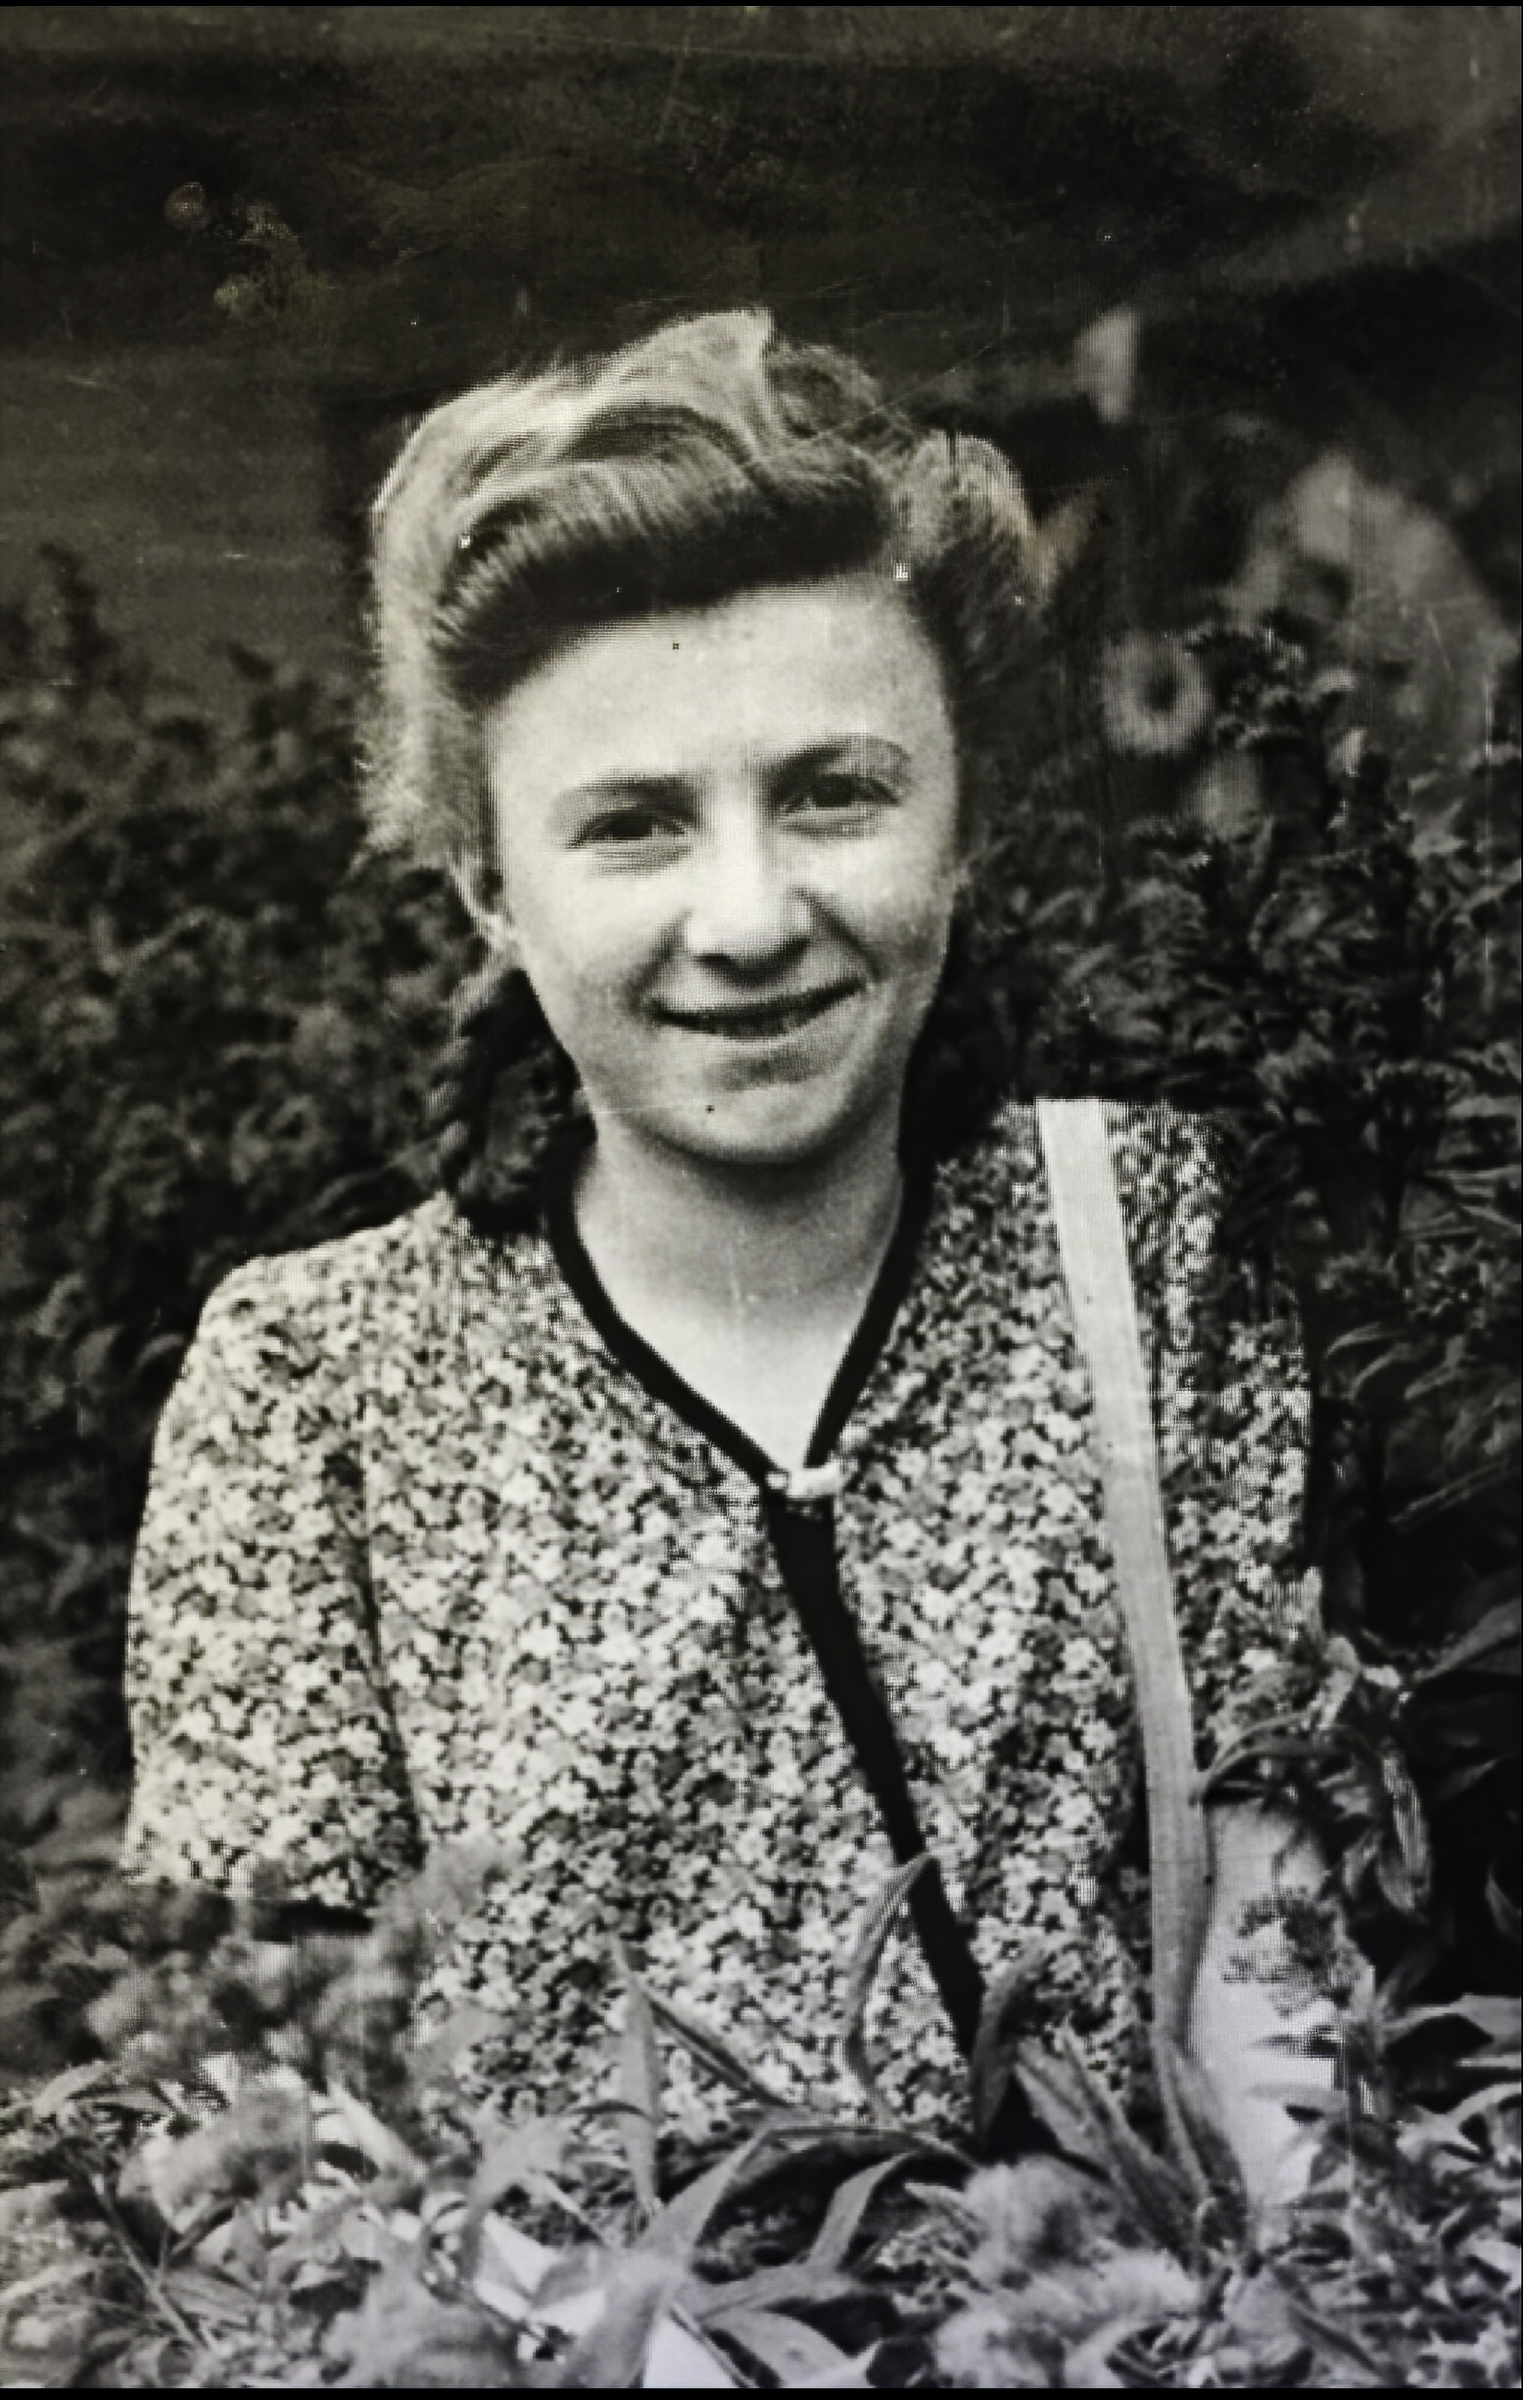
[[1036, 1101, 1213, 2084]]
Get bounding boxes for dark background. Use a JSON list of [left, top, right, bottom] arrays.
[[2, 6, 1518, 690]]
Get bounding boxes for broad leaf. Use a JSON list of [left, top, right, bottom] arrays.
[[611, 1943, 662, 2223], [703, 2304, 850, 2383], [808, 2153, 910, 2271], [637, 1981, 794, 2111], [552, 2254, 701, 2390], [637, 2132, 773, 2267], [839, 1854, 930, 2125]]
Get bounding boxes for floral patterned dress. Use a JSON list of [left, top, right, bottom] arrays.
[[121, 1101, 1330, 2137]]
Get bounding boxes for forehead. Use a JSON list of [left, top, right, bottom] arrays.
[[485, 577, 952, 785]]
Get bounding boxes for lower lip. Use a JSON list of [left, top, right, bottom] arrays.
[[659, 989, 859, 1045]]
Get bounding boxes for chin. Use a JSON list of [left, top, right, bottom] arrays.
[[651, 1084, 890, 1173]]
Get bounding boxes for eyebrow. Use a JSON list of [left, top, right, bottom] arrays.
[[558, 737, 913, 810]]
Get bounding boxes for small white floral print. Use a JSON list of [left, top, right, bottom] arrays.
[[122, 1104, 1328, 2138]]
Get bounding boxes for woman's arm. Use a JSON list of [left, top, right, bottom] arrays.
[[1136, 1110, 1369, 2206], [121, 1255, 420, 1911], [1188, 1798, 1366, 2208]]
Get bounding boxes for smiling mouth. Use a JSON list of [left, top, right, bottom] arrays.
[[654, 984, 861, 1041]]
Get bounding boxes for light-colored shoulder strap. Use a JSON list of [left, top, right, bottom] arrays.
[[1035, 1099, 1212, 2070]]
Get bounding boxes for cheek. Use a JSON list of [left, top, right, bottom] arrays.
[[510, 873, 666, 1019], [840, 835, 961, 978]]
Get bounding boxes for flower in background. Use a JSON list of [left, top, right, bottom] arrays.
[[1100, 632, 1212, 757]]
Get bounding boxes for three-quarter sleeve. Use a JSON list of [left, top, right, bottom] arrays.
[[120, 1257, 421, 1910]]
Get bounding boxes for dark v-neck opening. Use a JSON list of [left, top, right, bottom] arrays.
[[541, 1126, 1058, 2148], [543, 1131, 937, 1487]]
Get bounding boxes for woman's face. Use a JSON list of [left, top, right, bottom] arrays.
[[480, 576, 961, 1172]]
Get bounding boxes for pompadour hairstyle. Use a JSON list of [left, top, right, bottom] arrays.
[[365, 309, 1048, 1230]]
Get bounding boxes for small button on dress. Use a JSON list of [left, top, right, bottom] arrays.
[[122, 1101, 1333, 2139]]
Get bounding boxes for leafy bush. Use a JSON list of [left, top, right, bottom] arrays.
[[0, 540, 1517, 2382], [0, 551, 470, 1925], [0, 1847, 1516, 2388], [993, 623, 1520, 1994], [1, 556, 1517, 1970]]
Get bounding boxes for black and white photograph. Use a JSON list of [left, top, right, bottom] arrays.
[[1, 7, 1518, 2388]]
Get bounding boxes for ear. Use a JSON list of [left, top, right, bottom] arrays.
[[451, 848, 519, 966]]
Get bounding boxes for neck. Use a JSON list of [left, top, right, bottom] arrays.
[[574, 1106, 906, 1339]]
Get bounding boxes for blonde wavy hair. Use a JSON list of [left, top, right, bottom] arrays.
[[364, 309, 1047, 1227]]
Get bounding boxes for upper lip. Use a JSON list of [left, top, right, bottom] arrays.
[[653, 981, 859, 1029]]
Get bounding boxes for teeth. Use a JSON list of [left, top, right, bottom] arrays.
[[668, 990, 847, 1035], [705, 994, 835, 1033]]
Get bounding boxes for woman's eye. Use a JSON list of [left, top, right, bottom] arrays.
[[788, 774, 890, 819], [582, 807, 683, 847]]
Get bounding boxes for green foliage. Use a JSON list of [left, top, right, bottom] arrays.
[[0, 1848, 1516, 2388], [983, 620, 1521, 1990], [0, 542, 1518, 2379], [0, 550, 471, 1908]]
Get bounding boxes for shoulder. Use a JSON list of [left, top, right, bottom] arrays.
[[172, 1193, 544, 1413], [938, 1101, 1253, 1358], [949, 1097, 1236, 1224], [193, 1192, 450, 1347]]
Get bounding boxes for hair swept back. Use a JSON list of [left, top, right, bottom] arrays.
[[368, 308, 1040, 868], [365, 309, 1048, 1228]]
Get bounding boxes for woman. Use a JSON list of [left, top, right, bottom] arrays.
[[121, 311, 1342, 2199]]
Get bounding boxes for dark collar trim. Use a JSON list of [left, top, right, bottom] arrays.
[[542, 1137, 938, 1488]]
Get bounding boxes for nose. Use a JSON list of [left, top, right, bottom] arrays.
[[682, 802, 811, 972]]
